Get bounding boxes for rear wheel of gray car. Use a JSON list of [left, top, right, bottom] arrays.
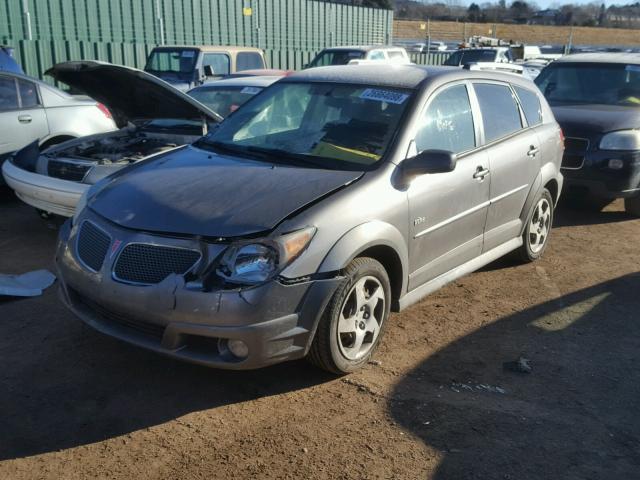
[[518, 188, 554, 263], [624, 196, 640, 217], [308, 257, 391, 374]]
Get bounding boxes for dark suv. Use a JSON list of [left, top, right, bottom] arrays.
[[535, 53, 640, 215]]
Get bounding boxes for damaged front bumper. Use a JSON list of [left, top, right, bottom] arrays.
[[2, 159, 88, 217], [55, 214, 341, 369]]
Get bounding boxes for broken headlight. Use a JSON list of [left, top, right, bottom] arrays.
[[216, 227, 316, 285]]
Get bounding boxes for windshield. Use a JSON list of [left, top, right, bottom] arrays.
[[145, 49, 198, 74], [188, 85, 263, 118], [535, 63, 640, 106], [444, 50, 497, 66], [196, 82, 412, 169], [308, 50, 365, 68]]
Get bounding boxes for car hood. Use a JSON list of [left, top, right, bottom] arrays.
[[89, 145, 363, 238], [551, 104, 640, 137], [46, 61, 222, 127]]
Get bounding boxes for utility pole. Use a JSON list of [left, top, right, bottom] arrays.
[[155, 0, 165, 45], [426, 18, 431, 58], [22, 0, 32, 41], [567, 26, 573, 54]]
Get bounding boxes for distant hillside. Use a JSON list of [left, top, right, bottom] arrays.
[[394, 19, 640, 47]]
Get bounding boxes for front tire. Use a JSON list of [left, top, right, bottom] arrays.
[[308, 257, 391, 374], [518, 188, 554, 263], [624, 196, 640, 217]]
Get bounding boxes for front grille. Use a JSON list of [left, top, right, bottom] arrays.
[[113, 243, 201, 285], [562, 154, 585, 169], [48, 159, 91, 181], [561, 137, 589, 170], [564, 137, 589, 152], [76, 221, 111, 272], [71, 287, 165, 339]]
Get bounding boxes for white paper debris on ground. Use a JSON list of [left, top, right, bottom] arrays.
[[0, 270, 56, 297]]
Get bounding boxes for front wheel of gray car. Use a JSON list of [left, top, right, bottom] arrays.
[[518, 188, 554, 263], [308, 257, 391, 374], [624, 196, 640, 217]]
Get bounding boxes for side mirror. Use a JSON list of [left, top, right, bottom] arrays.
[[403, 149, 457, 180], [203, 65, 215, 77]]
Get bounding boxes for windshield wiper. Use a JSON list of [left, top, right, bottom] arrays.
[[243, 146, 327, 168]]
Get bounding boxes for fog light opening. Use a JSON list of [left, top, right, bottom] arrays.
[[608, 159, 624, 170], [219, 338, 249, 359]]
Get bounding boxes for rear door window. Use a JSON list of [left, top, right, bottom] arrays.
[[514, 86, 542, 126], [368, 50, 386, 60], [203, 53, 230, 76], [17, 79, 40, 108], [0, 76, 18, 111], [473, 83, 523, 143], [236, 52, 264, 71], [415, 84, 476, 154]]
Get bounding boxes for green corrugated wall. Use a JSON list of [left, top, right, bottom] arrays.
[[1, 0, 394, 79]]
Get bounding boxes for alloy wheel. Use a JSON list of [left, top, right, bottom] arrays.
[[336, 276, 386, 361], [529, 197, 551, 253]]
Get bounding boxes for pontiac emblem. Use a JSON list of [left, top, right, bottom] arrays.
[[110, 239, 122, 258]]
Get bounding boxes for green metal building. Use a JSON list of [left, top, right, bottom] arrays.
[[1, 0, 394, 79]]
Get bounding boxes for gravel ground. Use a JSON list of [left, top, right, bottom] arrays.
[[1, 188, 639, 480]]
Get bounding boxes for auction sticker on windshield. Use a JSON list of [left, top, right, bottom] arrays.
[[360, 88, 409, 104], [241, 87, 262, 94]]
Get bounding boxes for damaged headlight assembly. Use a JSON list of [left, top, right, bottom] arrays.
[[215, 226, 316, 285]]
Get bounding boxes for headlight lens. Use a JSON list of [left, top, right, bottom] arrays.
[[216, 226, 316, 285], [599, 130, 640, 151]]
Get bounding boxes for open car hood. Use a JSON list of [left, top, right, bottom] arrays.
[[46, 61, 223, 126], [89, 145, 363, 238]]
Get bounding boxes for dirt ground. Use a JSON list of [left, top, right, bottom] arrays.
[[1, 188, 639, 480]]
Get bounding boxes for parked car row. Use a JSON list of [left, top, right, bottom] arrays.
[[1, 46, 639, 375]]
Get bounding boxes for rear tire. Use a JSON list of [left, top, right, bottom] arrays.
[[308, 257, 391, 374], [518, 188, 554, 263], [625, 196, 640, 217]]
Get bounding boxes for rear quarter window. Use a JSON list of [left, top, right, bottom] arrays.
[[473, 83, 523, 143], [514, 86, 542, 126]]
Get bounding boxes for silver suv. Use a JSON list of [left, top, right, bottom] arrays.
[[56, 65, 564, 374]]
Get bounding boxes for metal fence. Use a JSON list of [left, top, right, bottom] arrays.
[[408, 51, 449, 66]]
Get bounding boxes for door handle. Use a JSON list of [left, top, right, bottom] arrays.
[[527, 146, 539, 157], [18, 114, 32, 124], [473, 166, 490, 179]]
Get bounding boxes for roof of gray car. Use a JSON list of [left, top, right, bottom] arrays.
[[284, 64, 536, 90], [285, 65, 443, 88], [555, 52, 640, 65]]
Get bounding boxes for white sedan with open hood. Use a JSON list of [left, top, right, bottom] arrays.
[[2, 60, 222, 217]]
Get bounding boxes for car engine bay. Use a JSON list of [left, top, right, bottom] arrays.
[[47, 132, 180, 165]]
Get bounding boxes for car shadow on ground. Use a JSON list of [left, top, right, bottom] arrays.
[[390, 272, 640, 479], [0, 304, 335, 461], [554, 200, 634, 227]]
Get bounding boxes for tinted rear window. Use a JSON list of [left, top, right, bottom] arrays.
[[474, 83, 522, 142], [514, 86, 542, 126], [0, 76, 18, 110], [236, 52, 264, 71], [18, 79, 39, 108]]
